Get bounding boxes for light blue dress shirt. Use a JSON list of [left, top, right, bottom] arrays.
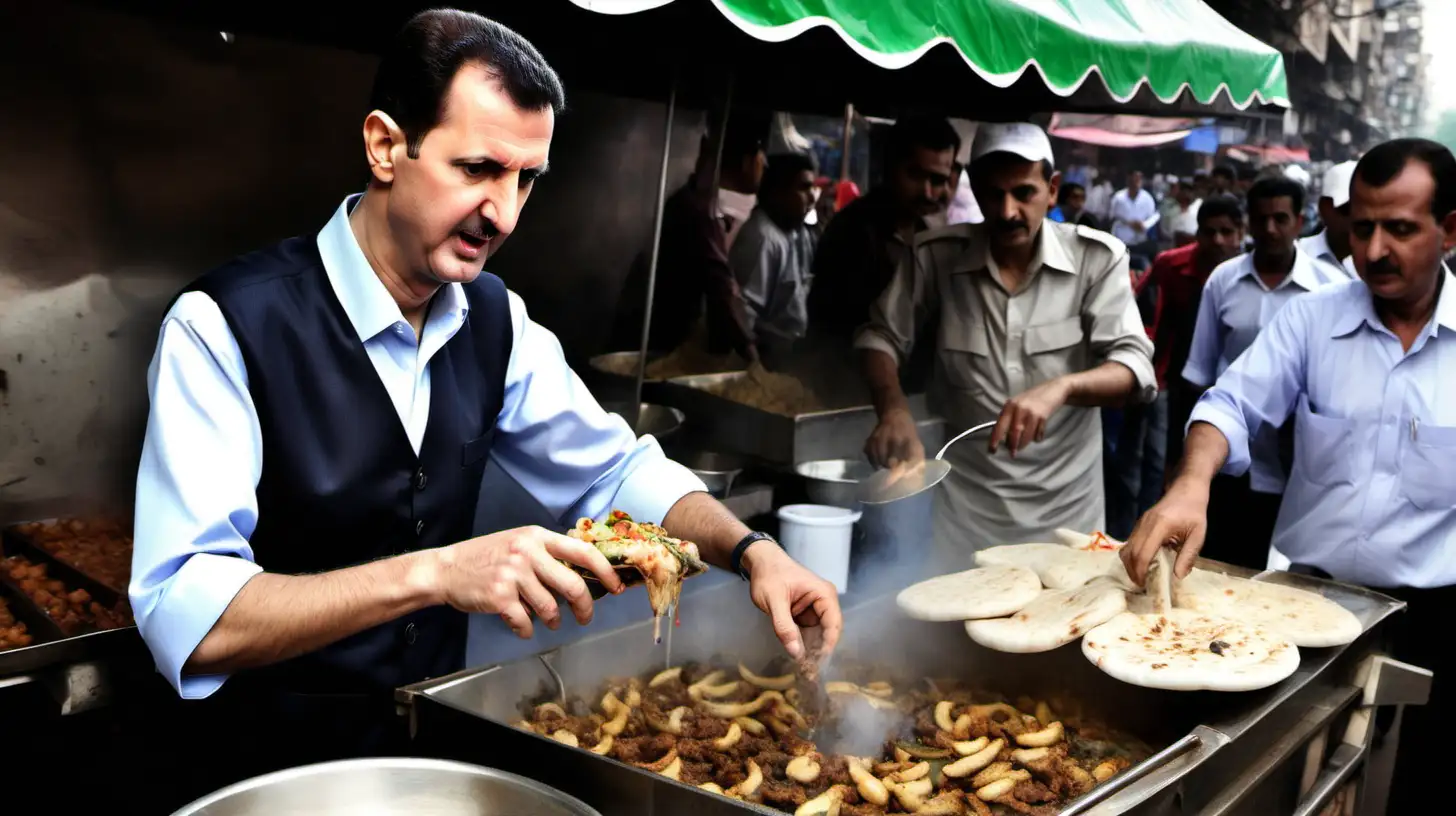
[[1182, 248, 1347, 494], [132, 195, 706, 698], [1298, 229, 1358, 282], [1190, 269, 1456, 588]]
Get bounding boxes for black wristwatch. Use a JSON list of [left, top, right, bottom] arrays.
[[731, 531, 778, 581]]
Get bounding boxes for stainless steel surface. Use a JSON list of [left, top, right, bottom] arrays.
[[1197, 684, 1361, 814], [674, 450, 746, 498], [407, 565, 1411, 816], [1058, 732, 1204, 816], [857, 420, 996, 505], [170, 757, 601, 816], [1291, 743, 1365, 816], [601, 402, 685, 442], [1362, 655, 1431, 706], [655, 372, 943, 465], [793, 458, 874, 508]]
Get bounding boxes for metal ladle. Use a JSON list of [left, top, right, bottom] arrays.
[[856, 420, 997, 505]]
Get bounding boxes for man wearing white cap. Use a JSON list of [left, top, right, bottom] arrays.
[[856, 122, 1155, 561], [1298, 160, 1359, 281]]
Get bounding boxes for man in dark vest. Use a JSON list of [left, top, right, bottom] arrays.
[[131, 8, 840, 778]]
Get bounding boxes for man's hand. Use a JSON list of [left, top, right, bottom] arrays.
[[1130, 220, 1146, 232], [744, 542, 842, 662], [865, 407, 924, 468], [433, 526, 625, 639], [1120, 480, 1211, 586], [989, 378, 1070, 457]]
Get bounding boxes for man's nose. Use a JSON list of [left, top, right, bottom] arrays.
[[479, 183, 519, 236], [1365, 230, 1387, 265]]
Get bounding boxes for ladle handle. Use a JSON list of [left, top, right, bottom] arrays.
[[933, 420, 999, 461]]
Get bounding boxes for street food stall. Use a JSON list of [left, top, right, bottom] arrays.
[[0, 1, 1430, 815]]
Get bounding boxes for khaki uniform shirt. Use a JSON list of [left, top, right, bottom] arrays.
[[855, 221, 1155, 563]]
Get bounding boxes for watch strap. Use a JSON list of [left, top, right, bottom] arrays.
[[730, 531, 777, 580]]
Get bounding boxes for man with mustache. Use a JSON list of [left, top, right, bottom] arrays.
[[858, 123, 1154, 562], [130, 9, 841, 776], [1123, 139, 1456, 814], [1179, 177, 1351, 569]]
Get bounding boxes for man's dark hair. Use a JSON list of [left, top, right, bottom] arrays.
[[1354, 138, 1456, 219], [759, 152, 817, 194], [1193, 170, 1209, 183], [1197, 196, 1244, 228], [1212, 165, 1236, 182], [1237, 165, 1259, 183], [370, 9, 565, 159], [886, 116, 960, 167], [1246, 177, 1305, 214], [711, 112, 769, 167], [1058, 182, 1085, 205]]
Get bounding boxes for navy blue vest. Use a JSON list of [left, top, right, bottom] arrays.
[[185, 235, 513, 694]]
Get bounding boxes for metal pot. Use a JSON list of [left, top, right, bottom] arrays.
[[794, 458, 875, 508], [602, 401, 685, 441], [673, 450, 746, 497], [170, 757, 601, 816]]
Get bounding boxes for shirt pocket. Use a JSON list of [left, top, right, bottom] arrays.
[[1022, 316, 1085, 383], [1402, 422, 1456, 511], [1292, 401, 1357, 488], [938, 317, 991, 393]]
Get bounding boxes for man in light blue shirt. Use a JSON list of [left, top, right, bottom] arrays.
[[1123, 139, 1456, 814], [131, 8, 840, 774], [1180, 176, 1348, 569]]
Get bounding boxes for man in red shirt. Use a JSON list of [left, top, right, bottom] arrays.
[[1105, 197, 1245, 534]]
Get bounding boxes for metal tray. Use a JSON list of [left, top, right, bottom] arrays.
[[582, 352, 673, 404], [2, 528, 128, 605], [405, 564, 1407, 816], [0, 533, 140, 677], [655, 373, 944, 465]]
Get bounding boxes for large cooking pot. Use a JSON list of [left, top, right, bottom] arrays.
[[169, 757, 601, 816]]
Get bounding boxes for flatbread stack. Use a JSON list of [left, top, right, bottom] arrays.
[[965, 578, 1128, 653], [897, 530, 1361, 693], [1081, 608, 1302, 692], [896, 566, 1042, 622], [1174, 569, 1362, 648], [976, 542, 1135, 591]]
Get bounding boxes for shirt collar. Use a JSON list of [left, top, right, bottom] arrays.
[[974, 222, 1076, 278], [316, 194, 469, 343], [1231, 248, 1323, 292], [1330, 263, 1456, 338], [1302, 230, 1337, 264]]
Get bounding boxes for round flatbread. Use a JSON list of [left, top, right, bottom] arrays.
[[1175, 569, 1363, 648], [975, 543, 1134, 591], [896, 566, 1043, 622], [964, 579, 1128, 653], [1053, 529, 1096, 549], [1082, 609, 1300, 692]]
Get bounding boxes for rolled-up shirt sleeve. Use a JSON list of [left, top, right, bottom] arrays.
[[853, 244, 935, 365], [133, 293, 265, 700], [1189, 297, 1310, 477], [1083, 247, 1157, 403], [492, 293, 707, 526]]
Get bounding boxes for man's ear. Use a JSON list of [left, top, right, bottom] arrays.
[[363, 110, 407, 184], [1441, 209, 1456, 253], [1046, 170, 1061, 204]]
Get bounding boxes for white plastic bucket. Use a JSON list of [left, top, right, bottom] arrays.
[[776, 504, 862, 594]]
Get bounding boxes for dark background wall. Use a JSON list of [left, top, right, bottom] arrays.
[[0, 0, 705, 513]]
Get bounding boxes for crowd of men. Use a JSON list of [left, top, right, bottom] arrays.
[[617, 115, 1452, 811]]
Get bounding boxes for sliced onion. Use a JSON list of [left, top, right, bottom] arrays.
[[739, 662, 796, 691]]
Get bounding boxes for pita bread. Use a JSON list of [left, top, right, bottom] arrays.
[[896, 566, 1042, 622], [1082, 609, 1300, 692], [1175, 570, 1363, 648], [976, 543, 1134, 590], [964, 579, 1128, 653], [1054, 528, 1124, 551]]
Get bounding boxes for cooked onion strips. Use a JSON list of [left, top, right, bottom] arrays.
[[739, 662, 796, 691], [942, 738, 1004, 777]]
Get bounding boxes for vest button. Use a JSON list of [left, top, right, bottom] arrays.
[[415, 469, 428, 491], [415, 519, 425, 535], [404, 622, 418, 645]]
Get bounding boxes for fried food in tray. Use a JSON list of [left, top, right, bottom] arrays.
[[568, 511, 708, 644], [515, 661, 1148, 815], [7, 516, 133, 592], [0, 596, 34, 652], [1, 555, 133, 636]]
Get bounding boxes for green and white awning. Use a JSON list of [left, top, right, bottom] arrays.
[[571, 0, 1289, 111]]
